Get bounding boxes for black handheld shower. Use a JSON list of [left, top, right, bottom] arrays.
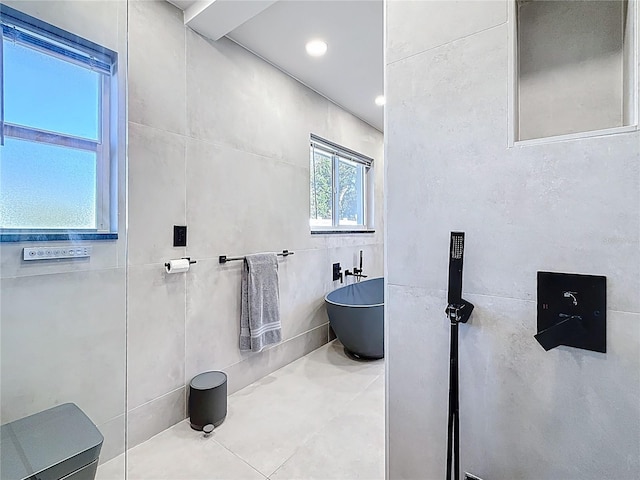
[[446, 232, 474, 324], [445, 232, 474, 480]]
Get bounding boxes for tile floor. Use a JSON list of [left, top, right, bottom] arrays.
[[97, 340, 385, 480]]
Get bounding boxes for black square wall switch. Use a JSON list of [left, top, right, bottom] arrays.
[[174, 225, 187, 247]]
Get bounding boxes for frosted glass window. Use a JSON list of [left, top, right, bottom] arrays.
[[0, 138, 97, 229], [4, 41, 101, 140], [0, 5, 118, 235]]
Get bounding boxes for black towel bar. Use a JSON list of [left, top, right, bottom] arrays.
[[219, 250, 294, 264]]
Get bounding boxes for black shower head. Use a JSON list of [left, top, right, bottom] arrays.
[[446, 232, 474, 324], [447, 232, 465, 305]]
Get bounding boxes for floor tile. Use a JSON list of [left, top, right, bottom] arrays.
[[97, 341, 385, 480], [270, 375, 385, 480], [212, 342, 383, 476], [96, 455, 125, 480], [130, 421, 266, 480]]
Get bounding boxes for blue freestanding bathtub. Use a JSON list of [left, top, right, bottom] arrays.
[[324, 277, 384, 359]]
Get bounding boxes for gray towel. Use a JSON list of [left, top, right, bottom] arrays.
[[240, 253, 282, 352]]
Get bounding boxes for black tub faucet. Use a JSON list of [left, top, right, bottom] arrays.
[[353, 250, 364, 276], [348, 250, 367, 282], [345, 268, 367, 282]]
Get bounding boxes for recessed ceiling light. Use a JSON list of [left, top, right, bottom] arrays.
[[375, 95, 385, 106], [306, 40, 327, 57]]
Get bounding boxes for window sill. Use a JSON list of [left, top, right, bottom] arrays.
[[0, 232, 118, 242], [311, 230, 375, 235]]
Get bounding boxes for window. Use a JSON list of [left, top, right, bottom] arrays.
[[0, 5, 118, 237], [310, 134, 373, 232]]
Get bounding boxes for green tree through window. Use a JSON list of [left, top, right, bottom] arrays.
[[310, 150, 332, 223]]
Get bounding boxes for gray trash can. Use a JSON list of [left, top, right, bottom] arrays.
[[0, 403, 103, 480], [189, 371, 227, 431]]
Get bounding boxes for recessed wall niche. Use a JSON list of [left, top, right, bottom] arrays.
[[516, 0, 638, 142]]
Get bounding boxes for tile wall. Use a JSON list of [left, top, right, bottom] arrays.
[[385, 1, 639, 478], [125, 0, 384, 448]]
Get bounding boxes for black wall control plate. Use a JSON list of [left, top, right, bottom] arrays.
[[332, 263, 341, 281], [174, 225, 187, 247], [536, 271, 606, 353]]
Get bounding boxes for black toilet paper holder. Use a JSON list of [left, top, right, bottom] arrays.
[[535, 271, 606, 353], [164, 257, 197, 269]]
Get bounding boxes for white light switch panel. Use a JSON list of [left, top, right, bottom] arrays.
[[23, 246, 92, 260]]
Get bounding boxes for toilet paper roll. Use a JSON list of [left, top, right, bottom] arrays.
[[166, 258, 190, 274]]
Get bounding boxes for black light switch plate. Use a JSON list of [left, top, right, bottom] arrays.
[[333, 263, 341, 281], [173, 225, 187, 247], [536, 271, 606, 353]]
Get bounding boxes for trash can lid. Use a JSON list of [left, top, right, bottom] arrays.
[[190, 371, 227, 390]]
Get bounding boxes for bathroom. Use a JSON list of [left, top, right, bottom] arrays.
[[1, 1, 639, 480]]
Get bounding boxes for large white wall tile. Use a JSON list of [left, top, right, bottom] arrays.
[[128, 123, 186, 266], [127, 264, 186, 410], [185, 138, 314, 260], [387, 285, 640, 479], [386, 0, 507, 65], [386, 24, 508, 288], [127, 387, 186, 449], [185, 258, 245, 381], [386, 285, 449, 479], [224, 325, 328, 395], [0, 268, 126, 426], [2, 0, 124, 52], [97, 414, 126, 464], [325, 103, 384, 159], [386, 24, 640, 313], [128, 0, 186, 135], [279, 249, 330, 339], [321, 233, 379, 250], [458, 297, 640, 479], [186, 32, 330, 169]]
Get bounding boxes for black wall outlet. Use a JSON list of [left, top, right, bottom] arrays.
[[173, 225, 187, 247]]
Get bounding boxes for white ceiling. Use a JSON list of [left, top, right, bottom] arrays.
[[167, 0, 384, 132]]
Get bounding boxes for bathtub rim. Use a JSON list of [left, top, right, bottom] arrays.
[[324, 276, 384, 308]]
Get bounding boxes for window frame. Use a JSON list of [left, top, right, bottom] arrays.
[[0, 5, 117, 239], [309, 134, 374, 233]]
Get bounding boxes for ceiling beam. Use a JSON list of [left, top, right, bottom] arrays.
[[184, 0, 278, 41]]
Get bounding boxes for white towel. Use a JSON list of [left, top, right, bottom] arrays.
[[240, 253, 282, 352]]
